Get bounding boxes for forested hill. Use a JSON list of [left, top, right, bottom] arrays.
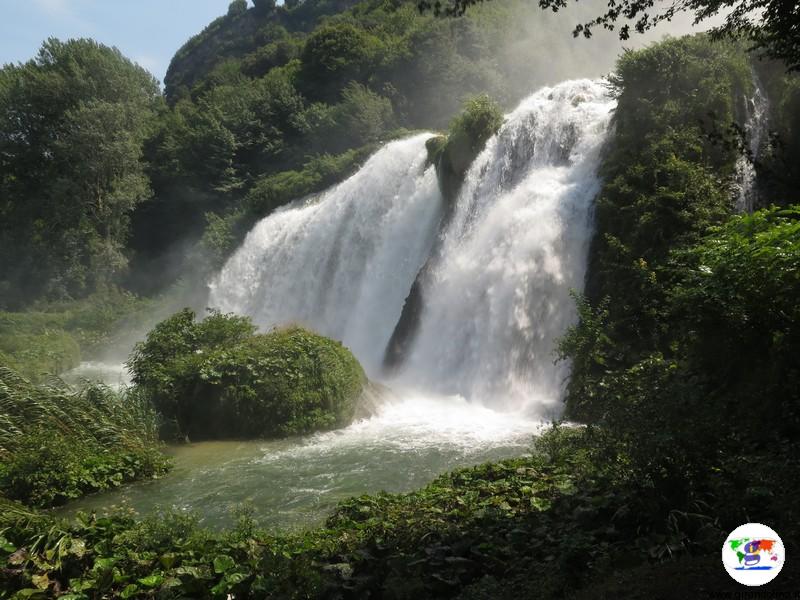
[[2, 0, 630, 375], [164, 0, 360, 100]]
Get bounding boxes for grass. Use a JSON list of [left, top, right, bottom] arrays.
[[0, 365, 170, 507], [0, 288, 152, 382]]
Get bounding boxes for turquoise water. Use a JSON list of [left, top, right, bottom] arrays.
[[57, 392, 543, 531]]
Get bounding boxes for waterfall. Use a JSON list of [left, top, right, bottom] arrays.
[[392, 80, 614, 412], [210, 80, 615, 415], [734, 72, 770, 213], [208, 134, 443, 374]]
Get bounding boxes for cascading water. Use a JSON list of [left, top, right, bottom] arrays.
[[209, 134, 443, 374], [734, 72, 770, 213], [62, 80, 617, 528], [393, 80, 614, 413], [212, 80, 614, 414]]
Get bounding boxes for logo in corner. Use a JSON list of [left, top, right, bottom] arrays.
[[722, 523, 785, 586]]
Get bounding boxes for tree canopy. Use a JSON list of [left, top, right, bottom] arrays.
[[0, 39, 160, 309], [423, 0, 800, 71]]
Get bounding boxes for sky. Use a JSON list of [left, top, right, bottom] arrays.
[[0, 0, 237, 83]]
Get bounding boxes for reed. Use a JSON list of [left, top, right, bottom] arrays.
[[0, 363, 169, 506]]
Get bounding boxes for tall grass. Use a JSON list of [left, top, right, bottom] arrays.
[[0, 366, 160, 460], [0, 364, 169, 507]]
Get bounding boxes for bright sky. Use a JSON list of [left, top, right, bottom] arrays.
[[0, 0, 237, 83]]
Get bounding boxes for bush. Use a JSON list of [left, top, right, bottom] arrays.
[[433, 94, 504, 201], [0, 365, 169, 507], [441, 94, 504, 174], [127, 310, 367, 439], [244, 146, 374, 218]]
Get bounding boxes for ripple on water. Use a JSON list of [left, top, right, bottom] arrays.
[[56, 391, 545, 531]]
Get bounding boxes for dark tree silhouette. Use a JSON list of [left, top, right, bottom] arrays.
[[420, 0, 800, 70]]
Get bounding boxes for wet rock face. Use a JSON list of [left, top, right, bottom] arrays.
[[382, 268, 428, 372]]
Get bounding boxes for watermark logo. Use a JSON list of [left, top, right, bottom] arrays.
[[722, 523, 785, 586]]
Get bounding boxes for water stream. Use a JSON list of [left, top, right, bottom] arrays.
[[60, 79, 615, 529]]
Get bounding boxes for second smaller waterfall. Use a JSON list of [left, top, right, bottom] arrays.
[[734, 73, 770, 213]]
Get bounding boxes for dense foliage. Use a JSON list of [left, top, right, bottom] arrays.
[[557, 35, 800, 542], [0, 365, 168, 508], [127, 310, 367, 440], [1, 426, 798, 598], [432, 0, 800, 71], [572, 36, 750, 395], [0, 40, 161, 309]]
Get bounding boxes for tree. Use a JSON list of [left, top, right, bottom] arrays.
[[227, 0, 248, 17], [299, 23, 381, 100], [0, 39, 160, 307], [252, 0, 276, 13], [422, 0, 800, 71]]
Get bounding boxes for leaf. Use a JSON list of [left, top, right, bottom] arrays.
[[213, 554, 236, 574], [120, 584, 139, 599], [69, 539, 87, 558], [159, 552, 177, 569], [138, 574, 165, 588], [93, 557, 117, 572], [31, 573, 50, 590], [0, 534, 17, 553], [530, 496, 552, 511], [13, 590, 48, 599]]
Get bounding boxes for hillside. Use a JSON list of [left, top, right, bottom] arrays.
[[1, 1, 800, 598]]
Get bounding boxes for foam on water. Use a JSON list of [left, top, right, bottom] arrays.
[[61, 81, 616, 527], [394, 80, 614, 412]]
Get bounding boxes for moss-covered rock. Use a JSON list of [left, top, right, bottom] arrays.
[[127, 309, 367, 440], [433, 95, 504, 203]]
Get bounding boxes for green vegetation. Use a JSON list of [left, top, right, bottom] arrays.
[[563, 37, 800, 437], [1, 425, 797, 598], [2, 2, 800, 597], [429, 94, 504, 201], [0, 366, 169, 508], [0, 289, 150, 382], [127, 310, 367, 440], [0, 39, 161, 310]]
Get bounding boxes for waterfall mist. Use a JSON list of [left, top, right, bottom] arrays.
[[211, 79, 615, 417], [395, 80, 614, 412]]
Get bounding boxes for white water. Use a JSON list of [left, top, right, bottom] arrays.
[[209, 134, 443, 375], [63, 81, 616, 527], [734, 72, 770, 213], [212, 79, 614, 416], [395, 80, 614, 412]]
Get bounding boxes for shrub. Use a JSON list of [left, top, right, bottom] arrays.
[[244, 146, 373, 218], [127, 310, 367, 439], [433, 94, 504, 201], [0, 365, 169, 507], [441, 94, 504, 175]]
